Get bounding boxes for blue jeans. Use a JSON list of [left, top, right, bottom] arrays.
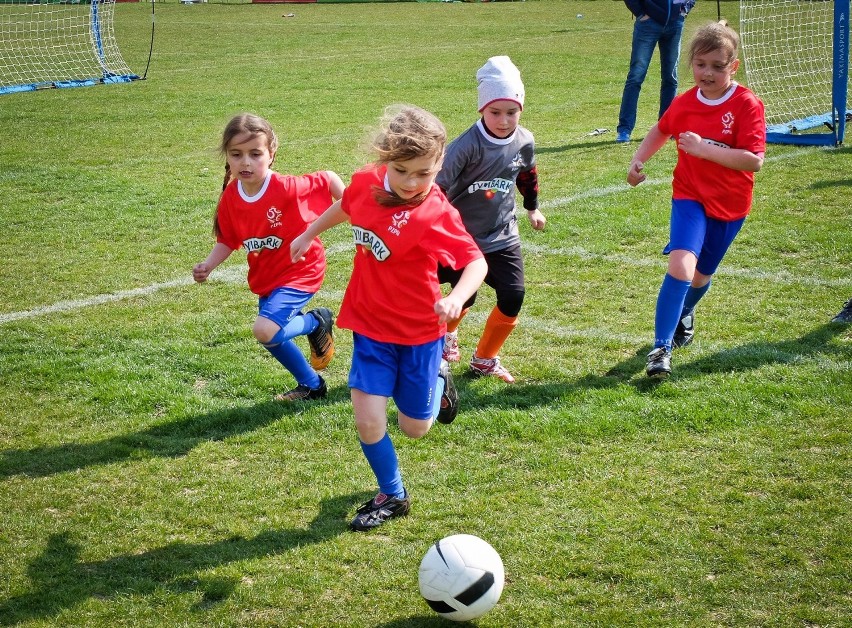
[[617, 14, 685, 136]]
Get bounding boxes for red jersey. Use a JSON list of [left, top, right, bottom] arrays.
[[216, 171, 335, 296], [337, 165, 484, 345], [657, 83, 766, 221]]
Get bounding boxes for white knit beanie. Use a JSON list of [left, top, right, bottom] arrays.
[[476, 56, 525, 112]]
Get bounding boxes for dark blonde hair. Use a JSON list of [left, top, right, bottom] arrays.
[[369, 105, 447, 207], [688, 20, 740, 66], [214, 113, 278, 235], [220, 113, 279, 191]]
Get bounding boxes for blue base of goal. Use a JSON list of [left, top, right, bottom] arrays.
[[766, 111, 850, 146], [0, 73, 140, 96]]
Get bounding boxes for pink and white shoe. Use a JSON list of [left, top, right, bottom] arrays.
[[442, 331, 461, 363], [469, 353, 515, 384]]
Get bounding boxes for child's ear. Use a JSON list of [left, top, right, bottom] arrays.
[[731, 58, 741, 74]]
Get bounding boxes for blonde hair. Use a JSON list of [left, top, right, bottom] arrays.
[[214, 113, 278, 236], [368, 105, 447, 207], [688, 20, 740, 66]]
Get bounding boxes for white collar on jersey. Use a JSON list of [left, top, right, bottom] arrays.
[[696, 81, 739, 106], [476, 118, 516, 145], [237, 171, 273, 202]]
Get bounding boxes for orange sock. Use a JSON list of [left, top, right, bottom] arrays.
[[475, 307, 518, 359], [446, 308, 469, 334]]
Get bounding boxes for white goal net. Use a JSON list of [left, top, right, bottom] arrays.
[[740, 0, 850, 144], [0, 0, 141, 95]]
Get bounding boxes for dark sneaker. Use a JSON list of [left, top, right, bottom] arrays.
[[350, 492, 410, 532], [646, 347, 672, 379], [672, 312, 695, 348], [436, 360, 459, 425], [307, 308, 335, 370], [831, 299, 852, 323], [275, 376, 327, 402]]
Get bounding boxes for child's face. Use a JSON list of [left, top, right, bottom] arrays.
[[226, 132, 274, 194], [691, 48, 740, 101], [480, 100, 522, 138], [386, 154, 442, 202]]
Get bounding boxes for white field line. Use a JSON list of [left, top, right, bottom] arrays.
[[1, 148, 844, 325]]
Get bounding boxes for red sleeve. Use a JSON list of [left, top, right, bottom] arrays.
[[215, 185, 242, 251], [288, 171, 335, 222], [516, 166, 539, 210], [423, 205, 484, 271], [737, 93, 766, 157]]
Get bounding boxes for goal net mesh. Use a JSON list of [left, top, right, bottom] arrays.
[[0, 0, 137, 95], [740, 0, 850, 134]]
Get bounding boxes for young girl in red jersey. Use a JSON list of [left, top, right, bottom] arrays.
[[291, 105, 487, 531], [193, 113, 344, 400], [627, 21, 765, 379]]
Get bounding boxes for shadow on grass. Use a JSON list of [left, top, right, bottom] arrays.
[[600, 322, 850, 390], [537, 137, 627, 155], [0, 392, 342, 480], [374, 617, 458, 627], [0, 491, 365, 626]]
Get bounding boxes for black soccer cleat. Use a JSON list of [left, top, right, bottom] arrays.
[[350, 492, 410, 532], [672, 312, 695, 348], [831, 299, 852, 324], [646, 347, 672, 379], [307, 307, 335, 370], [275, 376, 327, 402], [436, 360, 459, 425]]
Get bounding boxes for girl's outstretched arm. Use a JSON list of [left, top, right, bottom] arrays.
[[434, 257, 488, 323], [627, 124, 669, 187], [325, 171, 346, 200], [291, 199, 348, 262], [193, 242, 233, 283]]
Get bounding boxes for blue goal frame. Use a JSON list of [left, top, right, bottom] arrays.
[[766, 0, 850, 146]]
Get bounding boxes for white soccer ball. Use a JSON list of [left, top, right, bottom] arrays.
[[418, 534, 505, 622]]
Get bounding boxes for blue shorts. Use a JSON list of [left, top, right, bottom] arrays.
[[348, 332, 443, 420], [664, 199, 745, 276], [258, 287, 314, 329]]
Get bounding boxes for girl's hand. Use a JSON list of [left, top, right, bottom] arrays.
[[627, 159, 646, 187], [434, 295, 463, 324], [677, 131, 704, 156], [527, 209, 546, 230], [193, 262, 212, 283], [290, 234, 310, 263]]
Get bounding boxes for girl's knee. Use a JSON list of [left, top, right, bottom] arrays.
[[398, 414, 432, 439], [496, 289, 525, 318], [253, 317, 279, 344]]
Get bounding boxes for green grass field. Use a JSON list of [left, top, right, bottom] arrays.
[[1, 0, 851, 625]]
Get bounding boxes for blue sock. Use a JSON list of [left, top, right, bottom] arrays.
[[263, 328, 320, 388], [430, 373, 445, 420], [360, 433, 404, 498], [680, 281, 712, 318], [654, 274, 692, 350], [279, 313, 317, 339]]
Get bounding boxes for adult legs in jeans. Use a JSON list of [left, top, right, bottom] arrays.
[[617, 16, 685, 137], [657, 17, 685, 118]]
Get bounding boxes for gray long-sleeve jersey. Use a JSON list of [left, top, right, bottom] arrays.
[[436, 119, 536, 254]]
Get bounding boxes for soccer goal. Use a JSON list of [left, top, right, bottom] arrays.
[[0, 0, 152, 96], [740, 0, 850, 146]]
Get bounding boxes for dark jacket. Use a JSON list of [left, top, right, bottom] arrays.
[[624, 0, 695, 26]]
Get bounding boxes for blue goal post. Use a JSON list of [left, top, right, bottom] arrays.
[[0, 0, 152, 96], [741, 0, 850, 146]]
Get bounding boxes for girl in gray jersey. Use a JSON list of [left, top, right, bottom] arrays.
[[436, 56, 546, 383]]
